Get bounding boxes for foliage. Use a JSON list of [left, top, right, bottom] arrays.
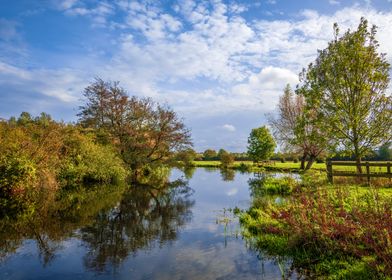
[[78, 78, 192, 174], [59, 128, 128, 187], [248, 175, 297, 196], [220, 151, 235, 168], [175, 148, 197, 166], [203, 149, 217, 160], [299, 18, 392, 170], [269, 84, 329, 171], [247, 126, 276, 162], [378, 143, 391, 161], [0, 113, 128, 218], [240, 179, 392, 278]]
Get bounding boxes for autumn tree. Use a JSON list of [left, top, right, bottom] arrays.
[[269, 85, 329, 170], [247, 126, 276, 163], [300, 18, 392, 172], [78, 79, 192, 176]]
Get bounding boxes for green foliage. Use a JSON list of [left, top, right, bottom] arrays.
[[59, 129, 128, 187], [300, 18, 392, 162], [0, 113, 128, 217], [239, 181, 392, 278], [247, 126, 276, 162], [176, 148, 197, 166], [220, 151, 235, 168], [203, 149, 217, 160], [378, 143, 391, 160], [248, 176, 297, 196]]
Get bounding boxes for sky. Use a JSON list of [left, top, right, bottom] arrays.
[[1, 0, 392, 152]]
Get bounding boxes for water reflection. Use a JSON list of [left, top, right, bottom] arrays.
[[220, 169, 235, 181], [0, 178, 194, 273], [0, 169, 296, 279], [81, 179, 194, 272]]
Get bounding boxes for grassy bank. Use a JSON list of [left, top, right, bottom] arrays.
[[238, 174, 392, 279], [192, 160, 390, 174]]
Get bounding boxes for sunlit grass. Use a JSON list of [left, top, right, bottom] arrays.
[[192, 160, 390, 173]]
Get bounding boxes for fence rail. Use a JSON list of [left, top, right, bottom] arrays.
[[326, 161, 392, 184]]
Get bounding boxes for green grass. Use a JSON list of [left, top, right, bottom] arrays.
[[192, 160, 390, 173], [239, 177, 392, 279]]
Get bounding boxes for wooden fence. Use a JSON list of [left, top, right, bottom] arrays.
[[326, 161, 392, 184]]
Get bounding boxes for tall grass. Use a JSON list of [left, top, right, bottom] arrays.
[[240, 179, 392, 278]]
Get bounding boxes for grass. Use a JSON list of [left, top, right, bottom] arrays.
[[238, 174, 392, 279], [192, 160, 391, 174]]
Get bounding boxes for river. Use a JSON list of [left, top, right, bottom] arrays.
[[0, 168, 295, 279]]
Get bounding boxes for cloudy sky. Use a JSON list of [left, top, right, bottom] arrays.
[[1, 0, 392, 151]]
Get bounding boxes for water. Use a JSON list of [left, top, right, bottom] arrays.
[[0, 168, 293, 279]]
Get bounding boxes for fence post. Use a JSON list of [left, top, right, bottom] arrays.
[[327, 160, 333, 184], [366, 162, 370, 185]]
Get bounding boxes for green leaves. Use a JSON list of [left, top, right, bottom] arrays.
[[247, 126, 276, 162], [301, 17, 392, 160]]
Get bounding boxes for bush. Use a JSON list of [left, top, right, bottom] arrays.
[[240, 185, 392, 278], [220, 152, 235, 168], [59, 130, 128, 187]]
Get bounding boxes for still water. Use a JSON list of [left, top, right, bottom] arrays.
[[0, 168, 292, 280]]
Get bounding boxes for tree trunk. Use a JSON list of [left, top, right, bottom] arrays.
[[356, 157, 362, 174], [304, 154, 316, 171], [300, 152, 307, 170]]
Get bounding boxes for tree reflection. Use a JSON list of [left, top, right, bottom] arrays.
[[80, 178, 194, 272], [220, 169, 235, 181], [0, 177, 194, 272], [183, 166, 196, 180]]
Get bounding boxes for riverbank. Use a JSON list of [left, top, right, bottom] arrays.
[[238, 174, 392, 279], [191, 160, 391, 175], [193, 160, 327, 173]]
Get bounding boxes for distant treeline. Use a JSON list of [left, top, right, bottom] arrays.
[[190, 145, 391, 163]]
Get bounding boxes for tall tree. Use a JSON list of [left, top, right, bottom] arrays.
[[247, 126, 276, 163], [78, 79, 192, 176], [300, 18, 392, 172], [269, 85, 327, 170]]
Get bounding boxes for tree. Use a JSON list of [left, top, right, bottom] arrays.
[[176, 148, 197, 166], [378, 143, 391, 161], [203, 149, 217, 160], [78, 79, 192, 177], [300, 18, 392, 172], [247, 126, 276, 163], [217, 148, 228, 160], [269, 84, 327, 170], [220, 151, 234, 168]]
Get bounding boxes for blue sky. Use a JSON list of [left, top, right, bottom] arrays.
[[1, 0, 392, 152]]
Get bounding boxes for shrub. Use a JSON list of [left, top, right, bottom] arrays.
[[220, 152, 235, 168], [59, 130, 128, 187], [240, 185, 392, 278]]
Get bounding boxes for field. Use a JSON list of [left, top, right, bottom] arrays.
[[192, 160, 390, 173]]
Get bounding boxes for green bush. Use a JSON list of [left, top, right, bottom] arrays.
[[59, 132, 128, 187]]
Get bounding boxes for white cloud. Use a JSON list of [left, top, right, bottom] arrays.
[[329, 0, 340, 5], [226, 188, 238, 196], [222, 124, 236, 132], [3, 1, 392, 150], [0, 61, 85, 102]]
